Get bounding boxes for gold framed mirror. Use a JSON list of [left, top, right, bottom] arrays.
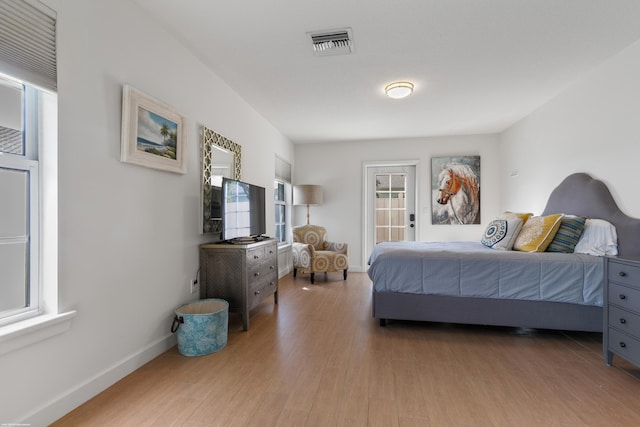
[[201, 126, 242, 234]]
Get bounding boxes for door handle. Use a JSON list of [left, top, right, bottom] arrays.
[[409, 213, 415, 222]]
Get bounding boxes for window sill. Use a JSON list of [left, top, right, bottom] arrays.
[[0, 310, 77, 357]]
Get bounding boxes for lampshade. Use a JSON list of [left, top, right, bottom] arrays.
[[293, 185, 323, 225], [385, 81, 414, 99], [293, 185, 323, 206]]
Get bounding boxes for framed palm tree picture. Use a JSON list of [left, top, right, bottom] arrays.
[[120, 85, 187, 174]]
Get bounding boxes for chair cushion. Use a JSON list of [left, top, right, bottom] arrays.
[[314, 251, 349, 273]]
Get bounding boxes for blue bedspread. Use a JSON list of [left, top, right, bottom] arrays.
[[367, 241, 604, 306]]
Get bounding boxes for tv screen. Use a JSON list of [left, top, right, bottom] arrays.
[[221, 178, 266, 241]]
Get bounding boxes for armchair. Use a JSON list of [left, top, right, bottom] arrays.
[[292, 224, 348, 284]]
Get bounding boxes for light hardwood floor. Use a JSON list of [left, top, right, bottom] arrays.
[[53, 272, 640, 426]]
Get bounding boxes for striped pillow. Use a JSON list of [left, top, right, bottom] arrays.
[[546, 215, 586, 253]]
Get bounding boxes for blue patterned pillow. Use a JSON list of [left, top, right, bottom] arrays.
[[481, 218, 523, 250], [546, 215, 586, 253]]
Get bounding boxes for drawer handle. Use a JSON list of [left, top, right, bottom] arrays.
[[620, 318, 627, 324], [254, 255, 259, 259], [620, 342, 626, 348], [619, 294, 627, 300], [254, 272, 261, 277], [270, 281, 275, 286], [255, 290, 261, 295], [270, 265, 274, 270], [619, 271, 627, 277]]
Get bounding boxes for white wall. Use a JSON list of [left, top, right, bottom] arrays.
[[0, 0, 293, 424], [500, 38, 640, 218], [294, 134, 501, 271]]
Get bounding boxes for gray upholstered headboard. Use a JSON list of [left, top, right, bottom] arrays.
[[541, 173, 640, 258]]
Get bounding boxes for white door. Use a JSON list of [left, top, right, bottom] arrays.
[[364, 163, 417, 268]]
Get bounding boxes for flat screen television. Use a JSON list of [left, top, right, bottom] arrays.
[[220, 177, 266, 241]]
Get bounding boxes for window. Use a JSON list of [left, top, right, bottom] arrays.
[[0, 0, 58, 330], [0, 76, 40, 325], [274, 156, 291, 245], [274, 180, 286, 243]]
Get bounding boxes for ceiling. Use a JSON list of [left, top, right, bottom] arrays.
[[132, 0, 640, 144]]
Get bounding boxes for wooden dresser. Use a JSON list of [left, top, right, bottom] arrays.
[[604, 257, 640, 367], [199, 238, 278, 331]]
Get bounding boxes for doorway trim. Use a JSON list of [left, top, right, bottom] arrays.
[[362, 160, 420, 270]]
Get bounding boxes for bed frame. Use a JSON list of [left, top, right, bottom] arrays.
[[373, 173, 640, 332]]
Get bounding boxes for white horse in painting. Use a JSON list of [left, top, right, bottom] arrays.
[[435, 164, 480, 224]]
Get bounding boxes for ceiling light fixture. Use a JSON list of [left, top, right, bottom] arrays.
[[385, 81, 414, 99]]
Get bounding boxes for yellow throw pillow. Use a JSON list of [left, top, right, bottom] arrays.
[[513, 214, 563, 252], [500, 211, 534, 226]]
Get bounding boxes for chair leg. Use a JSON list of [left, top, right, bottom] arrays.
[[293, 268, 297, 278], [343, 269, 348, 280], [310, 273, 315, 284]]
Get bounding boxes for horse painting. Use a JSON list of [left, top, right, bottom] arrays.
[[433, 163, 480, 224]]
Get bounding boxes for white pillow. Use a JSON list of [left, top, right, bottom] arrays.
[[481, 218, 523, 250], [573, 218, 618, 256]]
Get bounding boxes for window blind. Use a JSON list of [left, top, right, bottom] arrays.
[[275, 155, 291, 183], [0, 0, 56, 92]]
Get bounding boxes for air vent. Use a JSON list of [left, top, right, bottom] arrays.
[[309, 28, 354, 57]]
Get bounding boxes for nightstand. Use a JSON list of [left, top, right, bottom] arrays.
[[604, 256, 640, 367]]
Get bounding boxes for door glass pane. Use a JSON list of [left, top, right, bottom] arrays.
[[375, 173, 407, 243]]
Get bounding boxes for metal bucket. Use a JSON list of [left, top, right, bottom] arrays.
[[171, 298, 228, 356]]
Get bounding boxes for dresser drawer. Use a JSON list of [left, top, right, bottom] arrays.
[[608, 328, 640, 366], [608, 259, 640, 289], [248, 259, 276, 281], [247, 246, 266, 262], [608, 283, 640, 313], [609, 305, 640, 338], [248, 272, 278, 308], [249, 270, 277, 291], [265, 243, 276, 260]]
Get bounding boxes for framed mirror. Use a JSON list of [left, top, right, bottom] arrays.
[[201, 126, 242, 234]]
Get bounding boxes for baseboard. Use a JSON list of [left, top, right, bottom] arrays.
[[22, 333, 177, 426]]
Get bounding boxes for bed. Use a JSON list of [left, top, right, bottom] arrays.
[[369, 173, 640, 332]]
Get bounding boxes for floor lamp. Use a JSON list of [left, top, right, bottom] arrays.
[[293, 185, 323, 225]]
